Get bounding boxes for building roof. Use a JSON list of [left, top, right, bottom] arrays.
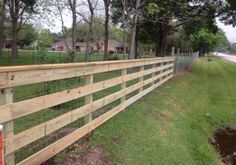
[[108, 40, 124, 48], [52, 39, 125, 49], [51, 38, 87, 47]]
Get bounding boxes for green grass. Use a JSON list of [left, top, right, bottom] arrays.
[[4, 52, 235, 164], [81, 58, 236, 165], [0, 49, 128, 163], [0, 49, 127, 66], [13, 68, 123, 163]]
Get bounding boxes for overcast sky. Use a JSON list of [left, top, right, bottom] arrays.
[[217, 20, 236, 43]]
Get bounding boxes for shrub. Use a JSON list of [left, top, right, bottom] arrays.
[[109, 50, 115, 55]]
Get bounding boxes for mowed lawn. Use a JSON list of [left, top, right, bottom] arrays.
[[0, 49, 115, 66], [83, 58, 236, 165]]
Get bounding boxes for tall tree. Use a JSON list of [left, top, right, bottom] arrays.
[[93, 17, 104, 53], [219, 0, 236, 26], [0, 0, 6, 56], [129, 0, 141, 59], [18, 24, 37, 48], [77, 0, 99, 61], [38, 29, 53, 47], [111, 0, 134, 57], [7, 0, 37, 60], [67, 0, 77, 53], [103, 0, 110, 60], [139, 0, 222, 56], [55, 0, 69, 50], [190, 28, 222, 55]]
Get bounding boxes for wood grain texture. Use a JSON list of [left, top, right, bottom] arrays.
[[4, 69, 173, 155], [17, 74, 172, 165], [0, 58, 174, 165], [0, 64, 173, 124], [0, 58, 174, 89]]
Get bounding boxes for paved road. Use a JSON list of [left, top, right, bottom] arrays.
[[215, 53, 236, 64]]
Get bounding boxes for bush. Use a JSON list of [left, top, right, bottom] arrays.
[[109, 50, 115, 55], [107, 55, 120, 61], [67, 50, 76, 62]]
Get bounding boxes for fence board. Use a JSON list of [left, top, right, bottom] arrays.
[[0, 58, 174, 89], [16, 74, 172, 165], [4, 69, 173, 155], [0, 64, 173, 124], [0, 57, 178, 165]]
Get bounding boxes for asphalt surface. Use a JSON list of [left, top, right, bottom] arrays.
[[216, 53, 236, 64]]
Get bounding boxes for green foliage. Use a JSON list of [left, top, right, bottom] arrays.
[[107, 55, 121, 61], [38, 29, 53, 47], [67, 50, 77, 62], [66, 18, 123, 43], [213, 29, 230, 51], [219, 0, 236, 27], [109, 26, 123, 42], [190, 28, 223, 54], [146, 3, 159, 15], [18, 24, 38, 48], [229, 43, 236, 53], [51, 32, 63, 43]]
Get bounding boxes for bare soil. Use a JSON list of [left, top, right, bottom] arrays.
[[63, 147, 106, 165], [211, 126, 236, 165]]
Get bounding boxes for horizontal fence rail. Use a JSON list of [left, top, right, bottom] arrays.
[[0, 57, 175, 165]]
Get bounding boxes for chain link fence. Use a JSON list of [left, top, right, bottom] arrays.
[[174, 52, 199, 75]]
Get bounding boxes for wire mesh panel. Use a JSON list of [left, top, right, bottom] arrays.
[[174, 52, 199, 75]]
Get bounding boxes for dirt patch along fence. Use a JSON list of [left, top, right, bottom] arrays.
[[0, 57, 174, 165]]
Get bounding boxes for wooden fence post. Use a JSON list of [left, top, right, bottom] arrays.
[[151, 64, 156, 86], [139, 66, 144, 93], [171, 47, 175, 57], [84, 74, 93, 124], [121, 69, 127, 103], [0, 88, 14, 165], [0, 124, 3, 165]]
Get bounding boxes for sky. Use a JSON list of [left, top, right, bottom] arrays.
[[217, 20, 236, 43]]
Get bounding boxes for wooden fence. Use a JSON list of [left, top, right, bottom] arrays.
[[0, 57, 174, 165]]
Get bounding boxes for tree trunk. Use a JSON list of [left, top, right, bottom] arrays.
[[123, 27, 127, 58], [155, 21, 169, 57], [72, 13, 76, 51], [11, 17, 18, 60], [96, 42, 100, 53], [135, 24, 139, 59], [0, 0, 6, 56], [86, 14, 94, 62], [103, 0, 109, 61], [129, 0, 140, 59], [122, 0, 127, 58], [71, 0, 77, 62], [56, 0, 69, 50]]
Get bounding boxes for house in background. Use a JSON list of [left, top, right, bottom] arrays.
[[100, 40, 127, 53], [51, 39, 127, 54], [51, 38, 95, 53]]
